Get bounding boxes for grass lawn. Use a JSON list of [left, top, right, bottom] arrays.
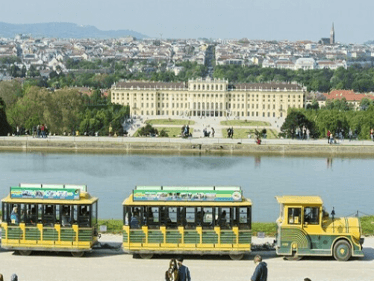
[[221, 128, 278, 139], [220, 120, 270, 126], [145, 119, 195, 125], [134, 127, 194, 138]]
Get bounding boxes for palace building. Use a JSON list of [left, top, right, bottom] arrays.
[[110, 78, 305, 118]]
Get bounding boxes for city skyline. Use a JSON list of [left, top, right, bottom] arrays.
[[0, 0, 373, 43]]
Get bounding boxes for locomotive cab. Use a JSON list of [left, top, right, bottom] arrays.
[[275, 195, 364, 261]]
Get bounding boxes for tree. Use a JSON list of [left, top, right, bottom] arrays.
[[0, 97, 11, 135], [0, 80, 23, 107], [280, 111, 318, 139]]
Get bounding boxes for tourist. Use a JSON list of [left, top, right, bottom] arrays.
[[251, 255, 267, 281], [177, 257, 191, 281]]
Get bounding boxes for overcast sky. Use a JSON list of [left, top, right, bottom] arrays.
[[1, 0, 372, 43]]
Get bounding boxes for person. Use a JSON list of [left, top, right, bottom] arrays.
[[371, 128, 374, 141], [304, 278, 311, 281], [10, 206, 19, 225], [256, 137, 261, 145], [0, 273, 3, 281], [251, 255, 267, 281], [231, 127, 234, 138], [10, 274, 18, 281], [61, 209, 71, 227], [41, 124, 45, 138], [211, 127, 215, 138], [329, 131, 334, 144], [177, 257, 191, 281], [130, 210, 140, 228], [349, 128, 353, 141], [327, 130, 331, 144], [219, 210, 228, 228]]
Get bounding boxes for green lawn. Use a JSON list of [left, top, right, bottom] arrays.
[[145, 119, 195, 125], [221, 128, 278, 139], [134, 127, 194, 138], [220, 120, 270, 126]]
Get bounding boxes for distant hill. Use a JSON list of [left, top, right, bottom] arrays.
[[0, 22, 147, 39]]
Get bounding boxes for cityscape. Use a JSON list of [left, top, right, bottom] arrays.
[[1, 3, 374, 279]]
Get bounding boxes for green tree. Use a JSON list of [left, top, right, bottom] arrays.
[[0, 97, 11, 135]]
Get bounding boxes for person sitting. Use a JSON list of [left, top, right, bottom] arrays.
[[10, 207, 19, 225], [130, 211, 140, 228], [61, 210, 71, 227]]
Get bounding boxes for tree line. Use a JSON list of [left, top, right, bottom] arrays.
[[0, 81, 129, 136], [281, 98, 374, 140]]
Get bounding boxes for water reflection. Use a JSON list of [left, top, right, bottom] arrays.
[[255, 156, 261, 168], [326, 157, 333, 169]]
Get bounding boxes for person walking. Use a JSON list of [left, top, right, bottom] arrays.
[[327, 130, 331, 144], [177, 257, 191, 281], [251, 255, 267, 281], [211, 127, 215, 138]]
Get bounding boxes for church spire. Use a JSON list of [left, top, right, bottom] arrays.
[[330, 23, 335, 44]]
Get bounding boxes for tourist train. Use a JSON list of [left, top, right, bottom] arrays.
[[0, 184, 364, 261]]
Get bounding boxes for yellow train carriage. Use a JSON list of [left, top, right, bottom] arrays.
[[275, 196, 364, 261], [1, 184, 99, 257], [122, 186, 252, 260]]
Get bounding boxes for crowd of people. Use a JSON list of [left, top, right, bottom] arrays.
[[164, 255, 313, 281]]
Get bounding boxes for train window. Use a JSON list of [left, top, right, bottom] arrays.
[[61, 205, 72, 227], [78, 205, 91, 227], [196, 207, 203, 226], [167, 207, 178, 228], [304, 207, 319, 225], [73, 205, 79, 224], [130, 207, 141, 229], [288, 207, 301, 225], [10, 204, 19, 225], [202, 207, 214, 229], [238, 207, 251, 229], [148, 207, 159, 229], [2, 202, 7, 222], [186, 207, 195, 229], [124, 206, 130, 226], [92, 202, 97, 225], [43, 205, 55, 226], [219, 207, 231, 229], [19, 204, 26, 223]]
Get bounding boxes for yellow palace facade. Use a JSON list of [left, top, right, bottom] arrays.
[[110, 78, 305, 118]]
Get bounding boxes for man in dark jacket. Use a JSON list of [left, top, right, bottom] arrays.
[[177, 257, 191, 281], [251, 255, 267, 281]]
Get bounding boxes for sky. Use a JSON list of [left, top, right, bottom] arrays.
[[1, 0, 373, 43]]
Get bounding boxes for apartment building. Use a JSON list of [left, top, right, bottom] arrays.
[[111, 78, 305, 118]]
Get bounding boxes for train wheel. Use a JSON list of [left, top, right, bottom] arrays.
[[333, 240, 351, 261], [18, 250, 32, 256], [229, 254, 244, 260], [71, 251, 85, 257], [139, 253, 154, 259], [283, 251, 302, 261]]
